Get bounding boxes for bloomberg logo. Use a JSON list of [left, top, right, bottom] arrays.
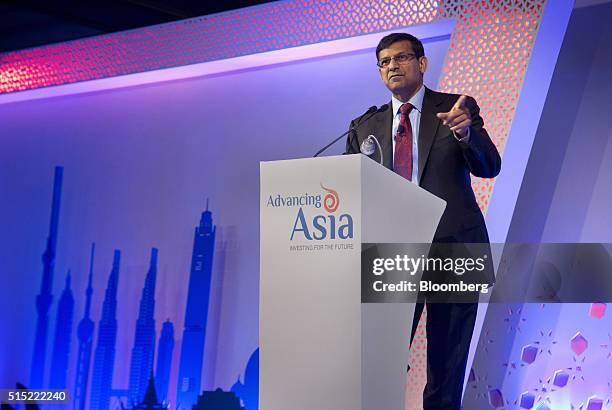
[[266, 184, 354, 241]]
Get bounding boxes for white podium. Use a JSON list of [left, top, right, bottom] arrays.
[[260, 154, 445, 410]]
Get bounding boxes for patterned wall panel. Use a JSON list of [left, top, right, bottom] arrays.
[[0, 0, 440, 94], [438, 0, 545, 213], [0, 0, 547, 408], [407, 1, 546, 409]]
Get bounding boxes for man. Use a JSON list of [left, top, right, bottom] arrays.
[[346, 33, 501, 409]]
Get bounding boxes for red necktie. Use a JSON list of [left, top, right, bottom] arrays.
[[393, 103, 413, 181]]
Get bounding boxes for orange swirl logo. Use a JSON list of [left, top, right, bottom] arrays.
[[320, 184, 339, 213]]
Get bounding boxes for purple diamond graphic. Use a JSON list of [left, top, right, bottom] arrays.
[[519, 391, 535, 409], [552, 369, 569, 387], [488, 389, 504, 408], [586, 396, 603, 410], [521, 345, 538, 364], [570, 332, 588, 355], [589, 303, 606, 319]]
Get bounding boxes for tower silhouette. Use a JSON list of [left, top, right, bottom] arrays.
[[73, 243, 96, 410], [125, 373, 168, 410], [202, 225, 236, 391], [90, 250, 121, 410], [175, 202, 216, 409], [49, 271, 74, 389], [154, 320, 174, 404], [128, 248, 158, 404], [30, 166, 63, 388]]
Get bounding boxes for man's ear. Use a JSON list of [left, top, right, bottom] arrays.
[[419, 56, 428, 75]]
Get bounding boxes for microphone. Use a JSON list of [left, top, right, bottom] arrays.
[[313, 104, 387, 157], [362, 105, 379, 116], [360, 134, 383, 164]]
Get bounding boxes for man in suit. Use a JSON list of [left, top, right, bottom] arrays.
[[346, 33, 501, 409]]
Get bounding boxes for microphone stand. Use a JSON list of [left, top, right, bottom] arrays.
[[313, 105, 384, 157]]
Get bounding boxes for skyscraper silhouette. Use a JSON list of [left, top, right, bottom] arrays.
[[73, 243, 96, 410], [128, 248, 158, 405], [30, 166, 63, 388], [155, 320, 174, 404], [49, 271, 74, 389], [202, 226, 236, 391], [90, 250, 121, 410], [176, 202, 216, 409], [124, 373, 168, 410]]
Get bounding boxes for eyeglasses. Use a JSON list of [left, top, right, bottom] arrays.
[[376, 53, 417, 68]]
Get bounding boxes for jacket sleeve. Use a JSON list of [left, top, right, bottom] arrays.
[[459, 96, 502, 178]]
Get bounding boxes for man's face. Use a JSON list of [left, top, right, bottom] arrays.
[[377, 40, 427, 98]]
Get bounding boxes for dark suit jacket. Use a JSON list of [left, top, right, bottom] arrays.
[[346, 87, 501, 243]]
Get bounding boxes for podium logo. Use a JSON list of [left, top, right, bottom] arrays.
[[321, 184, 339, 213], [290, 184, 353, 241]]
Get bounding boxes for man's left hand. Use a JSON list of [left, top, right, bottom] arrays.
[[436, 95, 470, 138]]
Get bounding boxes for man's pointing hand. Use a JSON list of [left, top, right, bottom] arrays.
[[436, 95, 471, 138]]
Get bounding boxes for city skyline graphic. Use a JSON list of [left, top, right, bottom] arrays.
[[12, 166, 257, 410]]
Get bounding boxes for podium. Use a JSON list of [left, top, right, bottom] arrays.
[[260, 154, 445, 410]]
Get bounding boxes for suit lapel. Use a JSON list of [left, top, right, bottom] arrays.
[[418, 88, 443, 182], [371, 103, 393, 169]]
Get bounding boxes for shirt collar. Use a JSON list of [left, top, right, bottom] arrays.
[[391, 84, 425, 116]]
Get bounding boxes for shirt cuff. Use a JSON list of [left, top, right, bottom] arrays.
[[453, 127, 470, 143]]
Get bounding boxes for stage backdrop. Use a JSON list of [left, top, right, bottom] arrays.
[[8, 0, 604, 409], [0, 23, 449, 410]]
